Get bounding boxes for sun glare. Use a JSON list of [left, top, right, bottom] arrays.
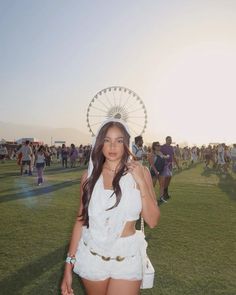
[[149, 42, 236, 145]]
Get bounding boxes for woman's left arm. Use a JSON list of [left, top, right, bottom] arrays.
[[127, 160, 160, 228]]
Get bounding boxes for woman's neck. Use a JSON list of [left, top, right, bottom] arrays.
[[103, 161, 120, 172]]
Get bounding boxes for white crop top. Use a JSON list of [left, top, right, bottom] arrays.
[[82, 172, 142, 255], [36, 153, 45, 164]]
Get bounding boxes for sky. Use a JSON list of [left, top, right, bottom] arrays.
[[1, 0, 236, 146]]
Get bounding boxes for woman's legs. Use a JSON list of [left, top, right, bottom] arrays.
[[81, 278, 109, 295], [106, 279, 141, 295], [36, 164, 44, 185], [81, 278, 141, 295], [39, 166, 43, 183], [158, 175, 165, 198], [36, 167, 40, 183]]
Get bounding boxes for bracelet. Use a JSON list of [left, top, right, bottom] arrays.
[[65, 255, 76, 265], [67, 252, 76, 257]]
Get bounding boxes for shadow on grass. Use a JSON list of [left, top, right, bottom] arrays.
[[29, 270, 86, 295], [0, 180, 80, 204], [0, 164, 87, 179], [0, 244, 85, 295], [0, 187, 18, 194], [201, 167, 217, 178], [44, 165, 87, 175], [173, 162, 200, 176], [0, 245, 66, 294], [0, 171, 20, 179], [218, 173, 236, 201], [201, 168, 236, 201]]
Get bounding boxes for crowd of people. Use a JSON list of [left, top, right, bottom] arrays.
[[1, 122, 236, 295], [1, 138, 235, 193], [131, 136, 236, 203]]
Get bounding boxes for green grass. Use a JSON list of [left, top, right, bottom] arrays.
[[0, 162, 235, 295]]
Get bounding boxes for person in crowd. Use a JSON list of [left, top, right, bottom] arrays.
[[132, 135, 145, 163], [211, 146, 217, 169], [51, 146, 57, 163], [217, 143, 227, 173], [35, 145, 46, 185], [57, 146, 62, 163], [83, 145, 91, 166], [174, 144, 181, 169], [204, 145, 212, 169], [224, 145, 231, 170], [17, 140, 33, 175], [0, 144, 8, 163], [182, 146, 190, 168], [148, 142, 169, 203], [160, 136, 179, 202], [69, 144, 78, 168], [61, 118, 160, 295], [190, 146, 198, 164], [30, 144, 36, 173], [61, 144, 69, 168], [230, 144, 236, 172], [44, 146, 52, 167], [77, 144, 84, 166]]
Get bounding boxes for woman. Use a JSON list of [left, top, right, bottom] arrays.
[[70, 144, 78, 168], [34, 145, 45, 185], [61, 118, 160, 295], [148, 142, 168, 203]]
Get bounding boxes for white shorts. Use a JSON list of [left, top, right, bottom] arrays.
[[160, 165, 172, 177], [73, 231, 143, 281]]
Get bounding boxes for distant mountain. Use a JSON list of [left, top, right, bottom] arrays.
[[0, 121, 190, 147], [0, 121, 91, 145]]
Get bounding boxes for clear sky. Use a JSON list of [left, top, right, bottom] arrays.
[[1, 0, 236, 146]]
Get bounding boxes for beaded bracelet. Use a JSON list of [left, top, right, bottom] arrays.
[[65, 255, 76, 265]]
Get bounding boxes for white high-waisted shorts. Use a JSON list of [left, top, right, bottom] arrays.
[[73, 231, 144, 281]]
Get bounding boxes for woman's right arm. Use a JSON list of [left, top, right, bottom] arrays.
[[61, 170, 88, 295], [149, 153, 159, 176]]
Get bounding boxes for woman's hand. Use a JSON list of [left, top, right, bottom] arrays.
[[61, 268, 74, 295], [126, 160, 145, 185]]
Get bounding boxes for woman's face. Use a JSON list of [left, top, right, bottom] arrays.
[[102, 126, 125, 162]]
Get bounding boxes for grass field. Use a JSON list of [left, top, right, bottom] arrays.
[[0, 161, 235, 295]]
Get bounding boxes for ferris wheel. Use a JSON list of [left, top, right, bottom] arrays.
[[86, 86, 147, 137]]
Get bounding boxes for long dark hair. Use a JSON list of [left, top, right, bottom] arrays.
[[80, 121, 132, 227]]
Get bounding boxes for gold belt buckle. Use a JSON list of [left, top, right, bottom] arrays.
[[116, 256, 125, 262], [85, 242, 125, 262], [101, 256, 111, 261]]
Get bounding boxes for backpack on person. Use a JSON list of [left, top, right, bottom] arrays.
[[150, 155, 165, 176]]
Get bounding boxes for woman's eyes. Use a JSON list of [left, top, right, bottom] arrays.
[[117, 139, 124, 144], [104, 139, 124, 144]]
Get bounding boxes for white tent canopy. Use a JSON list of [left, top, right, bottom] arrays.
[[0, 138, 7, 144]]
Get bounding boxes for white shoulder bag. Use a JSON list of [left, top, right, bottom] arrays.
[[140, 217, 155, 289]]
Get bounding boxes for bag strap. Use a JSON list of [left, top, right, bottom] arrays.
[[141, 217, 145, 236], [133, 144, 139, 155]]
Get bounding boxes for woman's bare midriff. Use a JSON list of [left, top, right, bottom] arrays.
[[120, 221, 136, 237]]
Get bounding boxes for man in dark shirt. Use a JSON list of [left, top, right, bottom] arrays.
[[160, 136, 179, 202]]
